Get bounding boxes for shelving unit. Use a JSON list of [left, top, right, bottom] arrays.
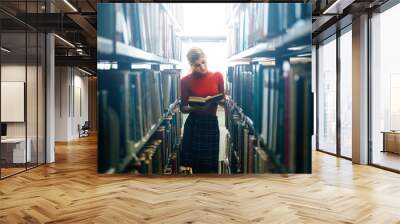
[[160, 3, 183, 32], [227, 22, 311, 61], [226, 3, 241, 27], [98, 3, 184, 174], [98, 37, 183, 66], [225, 3, 312, 173], [226, 96, 286, 172], [118, 100, 179, 172], [226, 96, 254, 128], [98, 3, 183, 66]]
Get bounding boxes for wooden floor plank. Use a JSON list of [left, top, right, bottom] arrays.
[[0, 135, 399, 223]]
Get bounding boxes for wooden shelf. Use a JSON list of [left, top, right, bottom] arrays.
[[227, 22, 311, 62], [98, 37, 183, 66]]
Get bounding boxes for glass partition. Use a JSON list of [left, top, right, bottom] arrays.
[[27, 30, 38, 169], [38, 32, 45, 165], [339, 28, 352, 158], [317, 36, 337, 155], [0, 1, 46, 179], [371, 3, 400, 171], [1, 31, 28, 177]]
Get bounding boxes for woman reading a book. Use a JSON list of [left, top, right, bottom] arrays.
[[180, 47, 225, 173]]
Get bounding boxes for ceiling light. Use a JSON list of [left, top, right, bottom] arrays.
[[98, 62, 111, 70], [76, 48, 83, 52], [323, 0, 341, 14], [131, 63, 152, 70], [63, 0, 78, 12], [1, 47, 11, 53], [322, 0, 354, 15], [251, 57, 274, 62], [111, 62, 118, 70], [288, 46, 308, 51], [78, 67, 92, 76], [54, 34, 75, 48], [297, 53, 311, 57]]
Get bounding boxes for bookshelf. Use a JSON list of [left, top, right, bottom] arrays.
[[226, 96, 254, 129], [98, 37, 183, 66], [160, 3, 183, 32], [118, 100, 179, 172], [226, 3, 241, 27], [97, 3, 184, 174], [226, 96, 286, 173], [227, 22, 311, 61], [97, 3, 183, 65], [225, 3, 312, 173]]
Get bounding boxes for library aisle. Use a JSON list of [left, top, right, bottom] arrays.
[[98, 3, 313, 175], [0, 135, 399, 223]]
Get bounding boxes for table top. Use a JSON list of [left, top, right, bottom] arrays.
[[381, 131, 400, 134], [1, 138, 30, 143]]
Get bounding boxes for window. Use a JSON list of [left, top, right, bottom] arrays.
[[317, 36, 337, 154], [371, 2, 400, 171], [339, 28, 352, 158]]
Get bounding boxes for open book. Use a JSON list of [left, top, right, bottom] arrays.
[[188, 93, 224, 106]]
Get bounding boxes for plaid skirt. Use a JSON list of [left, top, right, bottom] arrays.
[[181, 113, 219, 173]]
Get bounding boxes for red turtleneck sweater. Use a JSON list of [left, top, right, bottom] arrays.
[[180, 71, 224, 116]]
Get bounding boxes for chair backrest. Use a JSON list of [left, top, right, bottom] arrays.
[[82, 121, 90, 129]]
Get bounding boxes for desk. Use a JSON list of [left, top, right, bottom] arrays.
[[1, 138, 31, 163], [382, 131, 400, 154]]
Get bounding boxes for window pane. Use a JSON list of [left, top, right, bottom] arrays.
[[1, 31, 28, 177], [371, 3, 400, 171], [27, 31, 38, 169], [38, 32, 46, 165], [340, 29, 352, 158], [318, 37, 337, 154]]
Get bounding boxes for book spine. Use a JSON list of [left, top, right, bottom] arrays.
[[243, 127, 249, 174], [248, 135, 256, 173]]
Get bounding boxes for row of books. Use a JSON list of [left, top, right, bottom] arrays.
[[280, 60, 312, 173], [228, 65, 254, 125], [161, 69, 181, 112], [131, 110, 183, 175], [163, 3, 184, 29], [227, 3, 312, 56], [226, 60, 312, 173], [224, 103, 275, 174], [98, 3, 182, 61], [227, 64, 264, 134], [97, 68, 181, 173]]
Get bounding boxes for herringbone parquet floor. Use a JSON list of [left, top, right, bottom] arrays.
[[1, 135, 400, 223]]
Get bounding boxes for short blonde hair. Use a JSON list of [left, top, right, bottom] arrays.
[[186, 47, 205, 65]]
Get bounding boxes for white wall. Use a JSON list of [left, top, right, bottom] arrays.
[[55, 67, 89, 141], [55, 67, 69, 141], [1, 65, 38, 137]]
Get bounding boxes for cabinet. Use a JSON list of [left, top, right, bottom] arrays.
[[382, 132, 400, 154]]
